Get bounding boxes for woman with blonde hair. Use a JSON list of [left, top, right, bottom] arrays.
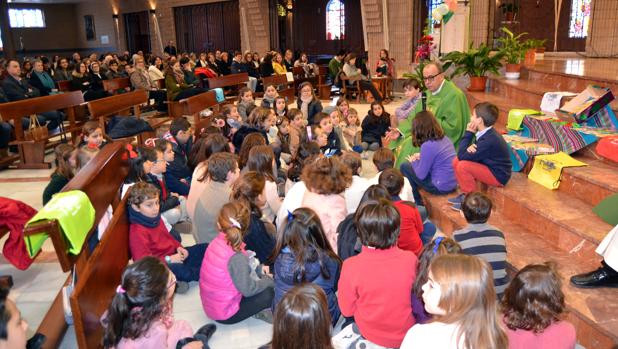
[[401, 254, 508, 349]]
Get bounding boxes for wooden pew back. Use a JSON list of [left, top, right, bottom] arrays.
[[87, 90, 150, 142], [102, 77, 131, 95], [70, 194, 130, 349], [207, 72, 248, 89], [56, 80, 72, 92]]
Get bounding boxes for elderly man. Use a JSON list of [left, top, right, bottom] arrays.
[[387, 61, 470, 167]]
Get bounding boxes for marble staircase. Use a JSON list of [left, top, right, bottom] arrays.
[[424, 58, 618, 349]]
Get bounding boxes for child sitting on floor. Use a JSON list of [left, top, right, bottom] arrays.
[[102, 257, 216, 349], [369, 148, 414, 202], [162, 117, 194, 196], [361, 101, 390, 152], [271, 207, 342, 325], [378, 168, 424, 256], [237, 87, 257, 122], [501, 263, 576, 349], [314, 112, 342, 157], [77, 120, 109, 149], [287, 108, 308, 159], [273, 96, 288, 119], [342, 108, 362, 152], [127, 182, 207, 293], [0, 286, 30, 349], [261, 84, 279, 109], [247, 145, 282, 223], [453, 192, 508, 298], [200, 201, 274, 324], [336, 199, 418, 348], [43, 143, 76, 205], [411, 237, 462, 324], [449, 102, 512, 210], [336, 97, 350, 120]]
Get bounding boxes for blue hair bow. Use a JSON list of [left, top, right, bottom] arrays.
[[433, 236, 444, 253]]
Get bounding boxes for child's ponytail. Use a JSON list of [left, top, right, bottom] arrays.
[[218, 201, 250, 251], [102, 257, 170, 348]]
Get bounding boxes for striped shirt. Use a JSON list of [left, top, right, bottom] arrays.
[[453, 223, 508, 296]]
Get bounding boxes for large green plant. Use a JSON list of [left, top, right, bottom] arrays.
[[441, 43, 504, 78], [497, 27, 528, 64], [525, 38, 547, 50]]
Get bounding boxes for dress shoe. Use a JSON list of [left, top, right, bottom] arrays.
[[570, 264, 618, 288]]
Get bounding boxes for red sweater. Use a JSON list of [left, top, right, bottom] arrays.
[[129, 219, 181, 262], [338, 246, 418, 348], [393, 201, 423, 256]]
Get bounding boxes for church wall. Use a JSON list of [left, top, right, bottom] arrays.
[[586, 0, 618, 56]]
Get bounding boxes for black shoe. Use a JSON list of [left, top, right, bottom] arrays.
[[570, 265, 618, 288], [195, 323, 217, 340]]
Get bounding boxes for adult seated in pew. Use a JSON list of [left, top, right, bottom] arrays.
[[283, 49, 295, 71], [232, 51, 258, 92], [71, 62, 109, 101], [128, 183, 207, 292], [206, 52, 221, 76], [328, 50, 346, 85], [218, 52, 232, 76], [571, 225, 618, 288], [162, 118, 194, 196], [294, 52, 319, 77], [28, 60, 56, 97], [165, 60, 206, 102], [105, 60, 127, 80], [148, 55, 165, 83], [53, 57, 72, 82], [2, 59, 64, 131], [131, 57, 167, 112], [260, 53, 275, 77], [244, 51, 261, 82], [89, 61, 109, 96], [180, 57, 201, 88]]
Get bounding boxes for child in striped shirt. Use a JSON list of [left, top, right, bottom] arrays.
[[453, 192, 508, 297]]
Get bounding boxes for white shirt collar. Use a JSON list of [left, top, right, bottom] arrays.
[[432, 79, 446, 95], [476, 126, 493, 139]]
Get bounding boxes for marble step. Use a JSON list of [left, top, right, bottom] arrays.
[[423, 192, 618, 349], [486, 173, 612, 262]]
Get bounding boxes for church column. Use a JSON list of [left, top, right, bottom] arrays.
[[239, 0, 270, 54], [0, 0, 16, 58]]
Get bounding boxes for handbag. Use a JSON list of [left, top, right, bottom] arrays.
[[24, 114, 48, 142]]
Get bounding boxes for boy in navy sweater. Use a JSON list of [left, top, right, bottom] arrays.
[[449, 102, 511, 210]]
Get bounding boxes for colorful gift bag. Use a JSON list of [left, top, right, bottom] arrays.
[[25, 190, 95, 258], [528, 152, 587, 190]]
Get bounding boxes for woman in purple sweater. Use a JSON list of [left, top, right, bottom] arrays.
[[400, 111, 457, 205]]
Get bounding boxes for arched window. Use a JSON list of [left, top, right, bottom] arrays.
[[326, 0, 345, 40], [568, 0, 592, 38]]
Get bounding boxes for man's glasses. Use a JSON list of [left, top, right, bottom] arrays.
[[423, 72, 442, 82]]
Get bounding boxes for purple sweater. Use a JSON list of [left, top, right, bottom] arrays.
[[411, 137, 457, 192]]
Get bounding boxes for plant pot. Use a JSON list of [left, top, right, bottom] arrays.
[[468, 76, 487, 92], [505, 63, 521, 80], [536, 47, 546, 59], [524, 48, 537, 66]]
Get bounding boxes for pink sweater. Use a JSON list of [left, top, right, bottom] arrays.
[[301, 191, 347, 251], [113, 319, 193, 349], [506, 320, 576, 349]]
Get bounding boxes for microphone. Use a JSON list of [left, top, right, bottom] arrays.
[[421, 91, 427, 111]]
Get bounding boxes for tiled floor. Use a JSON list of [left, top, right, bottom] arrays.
[[0, 96, 406, 349]]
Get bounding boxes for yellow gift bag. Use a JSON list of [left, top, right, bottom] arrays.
[[528, 152, 587, 190]]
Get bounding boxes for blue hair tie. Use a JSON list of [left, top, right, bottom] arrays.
[[433, 236, 444, 253], [287, 210, 294, 223]]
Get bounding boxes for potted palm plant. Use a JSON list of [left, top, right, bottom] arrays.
[[441, 43, 504, 91], [497, 27, 528, 80]]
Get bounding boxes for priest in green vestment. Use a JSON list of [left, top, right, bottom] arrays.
[[387, 62, 471, 167]]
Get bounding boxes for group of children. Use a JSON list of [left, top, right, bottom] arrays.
[[29, 78, 579, 349]]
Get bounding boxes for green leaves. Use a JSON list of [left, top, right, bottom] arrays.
[[497, 27, 528, 64], [441, 42, 504, 78]]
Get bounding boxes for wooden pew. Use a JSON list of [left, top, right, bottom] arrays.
[[22, 142, 130, 349], [87, 90, 168, 144], [56, 80, 72, 92], [102, 77, 131, 95], [207, 72, 248, 102], [317, 65, 332, 100], [262, 74, 295, 105], [0, 91, 84, 169], [174, 90, 219, 138]]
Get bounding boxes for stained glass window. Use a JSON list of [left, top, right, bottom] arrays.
[[9, 8, 45, 28], [568, 0, 591, 38], [326, 0, 345, 41], [428, 0, 443, 28]]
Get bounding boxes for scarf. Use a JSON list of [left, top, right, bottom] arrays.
[[35, 71, 55, 90], [172, 67, 185, 84], [128, 205, 161, 228], [300, 95, 313, 120]]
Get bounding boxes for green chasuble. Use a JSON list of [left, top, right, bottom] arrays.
[[389, 79, 471, 167]]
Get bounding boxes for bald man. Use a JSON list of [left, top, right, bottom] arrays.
[[388, 62, 470, 167]]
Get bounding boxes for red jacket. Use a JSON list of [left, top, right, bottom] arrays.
[[0, 197, 37, 270], [393, 201, 424, 256], [338, 246, 417, 348], [129, 219, 180, 262]]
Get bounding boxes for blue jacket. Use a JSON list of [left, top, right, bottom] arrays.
[[165, 136, 193, 196], [457, 128, 512, 185], [273, 246, 341, 324], [244, 213, 276, 266]]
